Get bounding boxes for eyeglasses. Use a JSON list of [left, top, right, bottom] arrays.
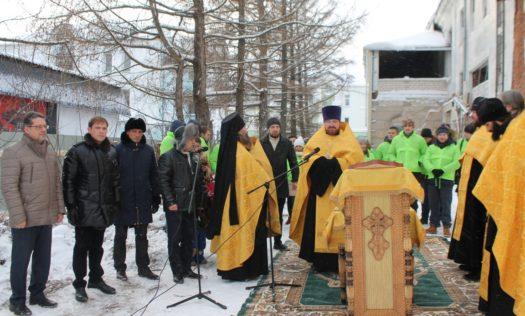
[[27, 125, 49, 130]]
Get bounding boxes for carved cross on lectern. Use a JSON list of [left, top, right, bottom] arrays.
[[362, 207, 393, 260]]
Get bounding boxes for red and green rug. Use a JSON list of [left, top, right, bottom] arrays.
[[238, 237, 481, 315]]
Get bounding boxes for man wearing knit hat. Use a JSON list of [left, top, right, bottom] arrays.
[[261, 117, 299, 250], [290, 105, 364, 273], [113, 118, 161, 282]]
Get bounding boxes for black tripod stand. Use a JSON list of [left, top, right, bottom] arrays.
[[245, 156, 313, 301], [167, 152, 227, 310]]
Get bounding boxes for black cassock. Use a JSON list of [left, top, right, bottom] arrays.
[[478, 217, 515, 315], [299, 157, 342, 273], [448, 159, 486, 272]]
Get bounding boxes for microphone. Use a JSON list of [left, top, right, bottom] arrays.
[[302, 147, 320, 161], [195, 146, 208, 153]]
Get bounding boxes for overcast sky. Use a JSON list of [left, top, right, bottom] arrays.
[[1, 0, 441, 84]]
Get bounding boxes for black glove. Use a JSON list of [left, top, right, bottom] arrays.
[[67, 207, 79, 225], [432, 169, 444, 178], [151, 204, 160, 214]]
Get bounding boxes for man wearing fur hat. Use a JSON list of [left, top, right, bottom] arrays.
[[158, 123, 204, 284], [261, 117, 298, 251], [113, 118, 161, 282], [290, 105, 364, 273]]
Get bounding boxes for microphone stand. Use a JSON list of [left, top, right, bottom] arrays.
[[167, 151, 227, 310], [245, 154, 315, 301]]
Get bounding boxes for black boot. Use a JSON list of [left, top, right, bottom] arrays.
[[116, 270, 128, 281], [75, 287, 88, 303], [88, 279, 116, 295], [173, 274, 184, 284], [9, 303, 32, 315], [138, 267, 159, 280], [459, 264, 471, 271], [464, 271, 480, 282], [29, 295, 57, 308], [273, 241, 288, 251], [185, 270, 202, 279]]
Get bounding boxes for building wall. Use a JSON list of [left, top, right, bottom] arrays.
[[513, 0, 525, 93], [58, 106, 121, 138]]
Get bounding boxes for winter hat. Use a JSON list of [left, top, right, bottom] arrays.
[[477, 98, 509, 125], [322, 105, 342, 121], [170, 120, 185, 133], [420, 128, 433, 138], [125, 117, 146, 132], [177, 123, 200, 150], [436, 126, 449, 135], [470, 97, 486, 112], [266, 117, 281, 129], [294, 137, 305, 148]]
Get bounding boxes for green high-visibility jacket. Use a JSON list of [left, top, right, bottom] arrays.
[[374, 141, 395, 161], [209, 144, 220, 173], [422, 143, 460, 181], [364, 149, 375, 162], [389, 132, 428, 173], [160, 131, 175, 155], [457, 138, 468, 156]]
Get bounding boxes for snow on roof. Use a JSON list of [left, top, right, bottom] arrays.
[[364, 31, 450, 52]]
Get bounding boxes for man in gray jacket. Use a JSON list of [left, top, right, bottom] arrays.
[[1, 112, 65, 315]]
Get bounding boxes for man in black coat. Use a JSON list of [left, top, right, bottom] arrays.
[[113, 118, 161, 282], [158, 123, 204, 284], [261, 117, 299, 250], [63, 116, 120, 303]]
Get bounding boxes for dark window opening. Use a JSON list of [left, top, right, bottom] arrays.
[[472, 64, 488, 87], [0, 94, 57, 134], [378, 51, 446, 79]]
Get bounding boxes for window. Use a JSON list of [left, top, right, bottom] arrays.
[[105, 52, 113, 73], [472, 64, 488, 87], [344, 94, 350, 106]]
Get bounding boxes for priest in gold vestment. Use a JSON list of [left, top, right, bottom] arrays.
[[209, 113, 280, 281], [290, 106, 364, 272]]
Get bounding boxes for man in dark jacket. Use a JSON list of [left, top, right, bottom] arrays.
[[113, 118, 161, 281], [261, 117, 298, 251], [158, 123, 204, 284], [63, 116, 120, 303]]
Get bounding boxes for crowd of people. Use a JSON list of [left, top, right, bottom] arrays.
[[1, 88, 524, 315]]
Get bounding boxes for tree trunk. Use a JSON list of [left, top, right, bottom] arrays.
[[257, 0, 268, 136], [297, 61, 306, 137], [289, 29, 297, 137], [174, 60, 185, 121], [280, 0, 288, 134], [193, 0, 210, 127], [235, 0, 246, 116]]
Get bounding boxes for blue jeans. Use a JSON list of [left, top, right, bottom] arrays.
[[10, 225, 52, 305], [428, 179, 454, 228]]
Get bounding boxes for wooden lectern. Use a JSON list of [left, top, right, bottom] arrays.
[[330, 161, 424, 316]]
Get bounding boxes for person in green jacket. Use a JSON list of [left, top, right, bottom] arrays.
[[208, 143, 220, 173], [374, 126, 399, 161], [422, 125, 460, 237], [285, 137, 304, 224], [389, 119, 428, 211], [454, 123, 476, 185], [358, 137, 375, 161], [160, 120, 185, 155]]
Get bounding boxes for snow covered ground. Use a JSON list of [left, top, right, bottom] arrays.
[[0, 191, 457, 316]]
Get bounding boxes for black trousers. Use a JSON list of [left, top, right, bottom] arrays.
[[274, 198, 286, 245], [421, 180, 431, 223], [10, 225, 52, 305], [287, 196, 295, 219], [73, 227, 105, 288], [113, 224, 150, 272], [428, 179, 454, 228], [166, 211, 194, 276]]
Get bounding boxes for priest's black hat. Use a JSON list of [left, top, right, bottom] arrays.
[[477, 98, 509, 125], [322, 105, 342, 121]]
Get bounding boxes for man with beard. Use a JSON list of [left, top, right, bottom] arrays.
[[473, 98, 521, 315], [374, 126, 399, 161], [290, 106, 364, 273], [209, 113, 280, 281], [261, 117, 298, 251], [448, 97, 498, 282]]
